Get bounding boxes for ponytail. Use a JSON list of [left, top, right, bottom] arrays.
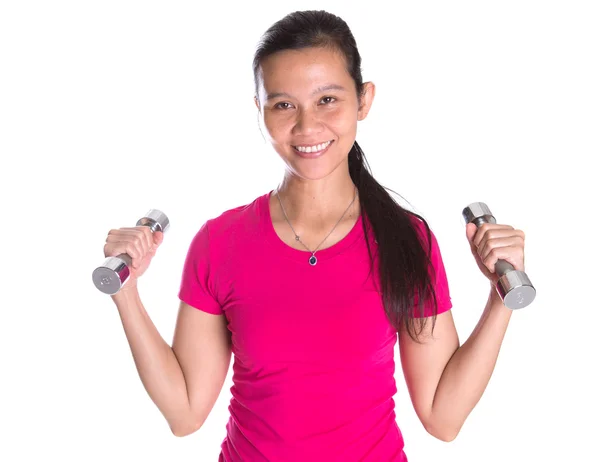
[[349, 142, 439, 340]]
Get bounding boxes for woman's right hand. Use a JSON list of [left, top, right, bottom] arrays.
[[103, 226, 164, 290]]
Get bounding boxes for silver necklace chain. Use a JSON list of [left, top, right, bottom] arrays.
[[275, 187, 358, 266]]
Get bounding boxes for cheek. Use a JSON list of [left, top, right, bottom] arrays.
[[324, 106, 358, 132], [263, 112, 293, 139]]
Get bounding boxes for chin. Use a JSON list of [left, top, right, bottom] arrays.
[[289, 160, 349, 181]]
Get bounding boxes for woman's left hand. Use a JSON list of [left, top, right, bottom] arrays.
[[465, 222, 526, 286]]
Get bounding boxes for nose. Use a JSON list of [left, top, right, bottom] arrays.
[[292, 107, 323, 136]]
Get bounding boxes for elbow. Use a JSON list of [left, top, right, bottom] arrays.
[[170, 418, 203, 438], [432, 429, 459, 443], [424, 420, 461, 443], [171, 426, 197, 438]]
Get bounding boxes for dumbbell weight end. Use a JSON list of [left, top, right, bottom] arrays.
[[92, 254, 133, 295]]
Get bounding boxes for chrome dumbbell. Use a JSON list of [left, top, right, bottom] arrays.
[[462, 202, 535, 309], [92, 209, 170, 295]]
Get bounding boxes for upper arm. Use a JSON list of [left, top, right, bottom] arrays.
[[172, 301, 232, 430], [173, 220, 233, 429], [399, 218, 458, 428], [399, 310, 459, 430]]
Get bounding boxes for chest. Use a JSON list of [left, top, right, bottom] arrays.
[[219, 253, 396, 369]]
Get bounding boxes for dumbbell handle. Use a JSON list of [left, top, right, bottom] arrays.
[[92, 209, 169, 295], [462, 202, 536, 309], [469, 214, 517, 277]]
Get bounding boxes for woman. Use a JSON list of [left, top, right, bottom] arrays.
[[105, 10, 526, 461]]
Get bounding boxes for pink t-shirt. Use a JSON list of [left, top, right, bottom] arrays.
[[178, 191, 452, 462]]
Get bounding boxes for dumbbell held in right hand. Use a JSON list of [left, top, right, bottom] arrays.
[[92, 209, 170, 295]]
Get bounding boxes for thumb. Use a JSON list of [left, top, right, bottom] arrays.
[[465, 223, 477, 247], [153, 231, 164, 247]]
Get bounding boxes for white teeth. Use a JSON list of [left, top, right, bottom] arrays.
[[295, 140, 332, 153]]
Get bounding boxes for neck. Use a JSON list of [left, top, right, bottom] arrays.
[[274, 172, 359, 228]]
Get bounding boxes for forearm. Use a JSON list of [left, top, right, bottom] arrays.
[[112, 287, 196, 435], [430, 287, 512, 440]]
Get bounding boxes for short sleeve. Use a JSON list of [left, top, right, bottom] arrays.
[[412, 220, 453, 318], [178, 221, 224, 315]]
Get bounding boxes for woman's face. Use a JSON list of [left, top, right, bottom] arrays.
[[255, 47, 375, 181]]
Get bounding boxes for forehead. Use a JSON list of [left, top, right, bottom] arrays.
[[257, 47, 352, 96]]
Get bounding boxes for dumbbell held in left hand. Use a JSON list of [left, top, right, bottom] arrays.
[[92, 209, 170, 295], [462, 202, 536, 309]]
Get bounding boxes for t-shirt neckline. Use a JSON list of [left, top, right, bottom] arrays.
[[260, 190, 364, 264]]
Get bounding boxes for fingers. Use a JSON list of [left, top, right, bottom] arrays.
[[104, 226, 155, 268], [479, 240, 525, 273], [121, 226, 154, 249], [472, 223, 523, 248], [472, 223, 526, 272]]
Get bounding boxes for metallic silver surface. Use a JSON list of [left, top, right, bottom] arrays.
[[462, 202, 495, 225], [92, 255, 131, 295], [496, 271, 536, 309], [136, 209, 170, 233]]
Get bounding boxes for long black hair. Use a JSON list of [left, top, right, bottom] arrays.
[[253, 10, 439, 341]]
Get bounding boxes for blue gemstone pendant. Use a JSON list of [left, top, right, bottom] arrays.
[[309, 255, 317, 266]]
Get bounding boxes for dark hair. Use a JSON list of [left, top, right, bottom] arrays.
[[253, 10, 439, 340]]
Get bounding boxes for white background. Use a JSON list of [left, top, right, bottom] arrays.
[[1, 0, 598, 461]]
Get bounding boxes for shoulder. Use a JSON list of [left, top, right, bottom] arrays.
[[404, 211, 446, 260], [202, 191, 269, 243], [405, 210, 433, 240]]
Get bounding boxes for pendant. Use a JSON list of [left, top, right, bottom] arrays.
[[309, 255, 317, 266]]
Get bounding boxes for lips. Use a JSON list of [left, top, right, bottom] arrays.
[[293, 140, 334, 159]]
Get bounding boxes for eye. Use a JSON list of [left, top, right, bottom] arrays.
[[321, 96, 336, 104], [274, 102, 293, 110]]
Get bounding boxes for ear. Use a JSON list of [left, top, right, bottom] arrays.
[[254, 96, 261, 112], [357, 82, 375, 121]]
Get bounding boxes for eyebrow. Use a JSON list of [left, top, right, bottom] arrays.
[[266, 84, 347, 101]]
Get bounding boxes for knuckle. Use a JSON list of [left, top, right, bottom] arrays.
[[137, 227, 151, 242], [144, 228, 153, 243], [126, 243, 137, 257], [139, 235, 148, 249]]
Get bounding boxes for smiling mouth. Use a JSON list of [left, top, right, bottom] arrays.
[[293, 140, 333, 154]]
